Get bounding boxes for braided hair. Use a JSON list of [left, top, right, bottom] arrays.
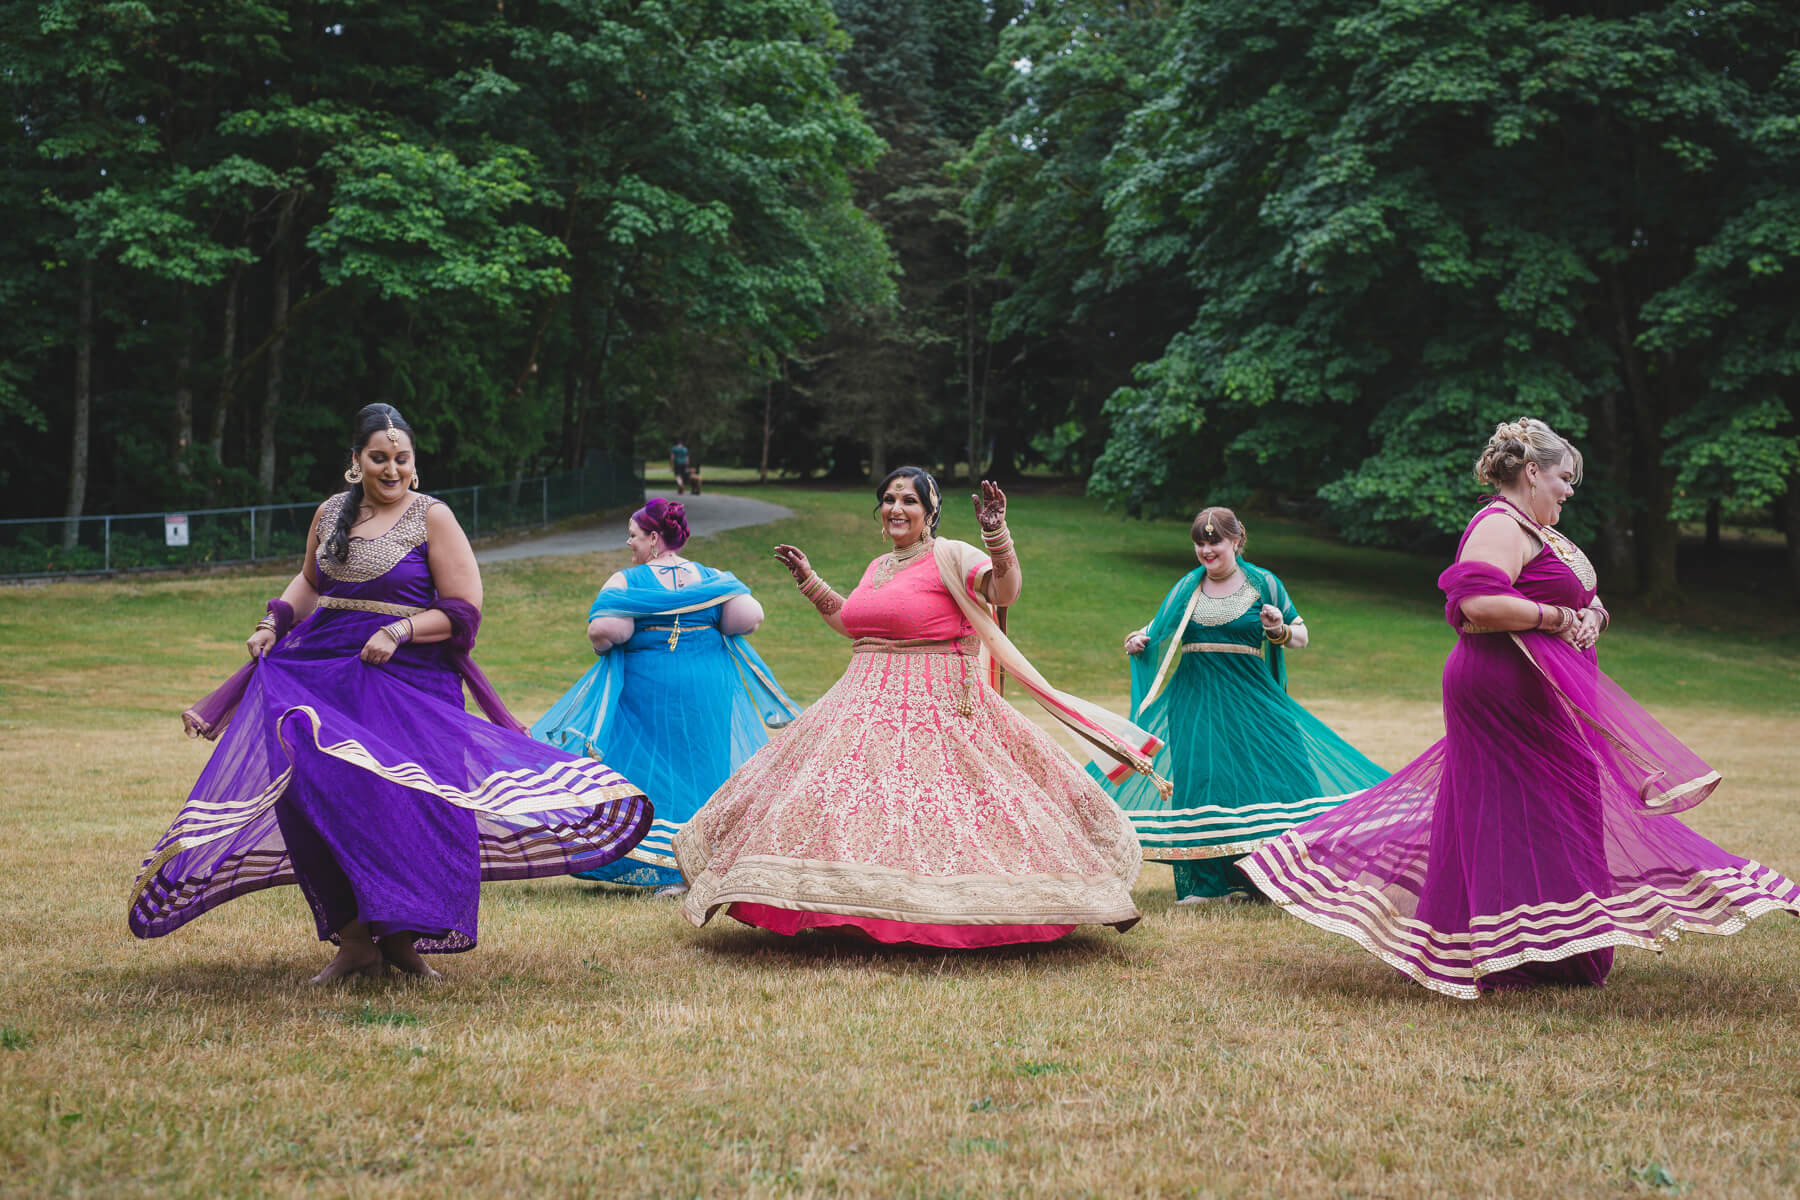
[[326, 403, 416, 563]]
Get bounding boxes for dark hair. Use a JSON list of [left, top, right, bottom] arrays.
[[873, 466, 941, 535], [632, 497, 690, 550], [1191, 506, 1246, 549], [326, 403, 416, 563]]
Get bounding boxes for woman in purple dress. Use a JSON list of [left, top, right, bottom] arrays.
[[129, 404, 652, 982], [1244, 418, 1799, 997]]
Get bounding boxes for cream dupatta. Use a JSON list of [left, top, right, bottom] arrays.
[[932, 538, 1171, 796]]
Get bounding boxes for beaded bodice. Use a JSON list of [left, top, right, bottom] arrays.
[[841, 551, 971, 641], [1182, 578, 1284, 648], [313, 491, 438, 607], [1481, 503, 1597, 606]]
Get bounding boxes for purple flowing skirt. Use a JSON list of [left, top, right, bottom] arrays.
[[1244, 629, 1799, 998], [130, 608, 652, 952]]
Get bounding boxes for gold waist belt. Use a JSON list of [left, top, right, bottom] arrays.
[[851, 635, 978, 657], [636, 622, 716, 651], [317, 596, 427, 618], [1180, 642, 1261, 656]]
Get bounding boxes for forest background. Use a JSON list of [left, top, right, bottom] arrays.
[[4, 0, 1799, 601]]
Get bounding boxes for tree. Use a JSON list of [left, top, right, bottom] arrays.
[[1088, 0, 1800, 598]]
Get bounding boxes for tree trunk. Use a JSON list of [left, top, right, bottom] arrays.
[[209, 264, 242, 477], [1780, 467, 1800, 596], [62, 257, 96, 551], [172, 289, 195, 480], [259, 193, 298, 499], [1608, 267, 1680, 601], [760, 370, 775, 484], [869, 422, 887, 484], [964, 252, 980, 486], [1704, 498, 1721, 560], [1589, 387, 1636, 592]]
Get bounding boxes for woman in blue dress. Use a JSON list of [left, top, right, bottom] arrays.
[[532, 498, 799, 895], [1091, 507, 1389, 904]]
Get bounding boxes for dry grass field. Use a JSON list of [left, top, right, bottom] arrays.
[[3, 487, 1798, 1198]]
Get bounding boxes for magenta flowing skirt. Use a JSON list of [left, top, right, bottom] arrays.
[[1244, 627, 1799, 997]]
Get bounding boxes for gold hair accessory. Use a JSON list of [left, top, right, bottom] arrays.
[[1205, 521, 1215, 536], [384, 411, 401, 446]]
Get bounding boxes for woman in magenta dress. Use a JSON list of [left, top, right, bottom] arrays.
[[1243, 419, 1799, 996], [674, 467, 1164, 947], [129, 404, 652, 982]]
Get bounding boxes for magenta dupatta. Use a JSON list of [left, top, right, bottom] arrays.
[[1439, 560, 1717, 814]]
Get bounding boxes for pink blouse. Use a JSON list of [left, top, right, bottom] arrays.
[[839, 549, 990, 641]]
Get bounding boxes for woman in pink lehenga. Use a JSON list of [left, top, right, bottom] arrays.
[[1243, 419, 1799, 997], [674, 467, 1165, 948]]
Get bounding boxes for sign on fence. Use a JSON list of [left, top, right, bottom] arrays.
[[1, 457, 644, 580]]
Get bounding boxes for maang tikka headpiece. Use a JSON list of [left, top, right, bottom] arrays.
[[1205, 521, 1215, 537], [384, 411, 401, 446]]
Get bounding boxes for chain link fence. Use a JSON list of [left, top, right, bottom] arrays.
[[0, 456, 644, 581]]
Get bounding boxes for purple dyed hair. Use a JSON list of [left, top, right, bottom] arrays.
[[632, 497, 690, 550]]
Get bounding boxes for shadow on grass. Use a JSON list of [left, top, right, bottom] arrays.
[[99, 955, 460, 1000], [1258, 940, 1800, 1020], [685, 921, 1132, 976]]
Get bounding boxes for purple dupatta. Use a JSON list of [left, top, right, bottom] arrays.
[[182, 595, 526, 739]]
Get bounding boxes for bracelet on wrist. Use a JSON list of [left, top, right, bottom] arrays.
[[1267, 623, 1292, 646]]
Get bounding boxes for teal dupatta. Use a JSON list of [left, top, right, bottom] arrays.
[[1091, 559, 1329, 856]]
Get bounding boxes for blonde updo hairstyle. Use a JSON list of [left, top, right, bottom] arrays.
[[1474, 418, 1583, 490]]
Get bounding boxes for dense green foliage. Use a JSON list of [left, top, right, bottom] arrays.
[[5, 0, 1798, 595], [2, 0, 887, 516]]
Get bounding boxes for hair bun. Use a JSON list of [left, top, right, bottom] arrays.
[[635, 496, 690, 550]]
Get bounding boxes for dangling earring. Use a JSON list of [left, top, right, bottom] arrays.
[[409, 472, 420, 491], [344, 460, 364, 484]]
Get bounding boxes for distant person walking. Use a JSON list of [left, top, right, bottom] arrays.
[[129, 403, 651, 982], [670, 440, 691, 494], [1244, 418, 1800, 997], [532, 498, 798, 896], [1094, 506, 1387, 904]]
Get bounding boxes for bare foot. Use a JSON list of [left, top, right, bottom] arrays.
[[310, 942, 384, 984], [380, 934, 443, 980]]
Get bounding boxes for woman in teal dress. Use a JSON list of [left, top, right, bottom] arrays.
[[532, 499, 799, 894], [1091, 507, 1388, 903]]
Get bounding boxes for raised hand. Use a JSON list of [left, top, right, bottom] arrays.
[[971, 480, 1007, 532], [1259, 604, 1285, 631], [773, 544, 812, 584]]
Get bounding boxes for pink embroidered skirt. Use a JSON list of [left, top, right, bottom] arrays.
[[675, 640, 1142, 946]]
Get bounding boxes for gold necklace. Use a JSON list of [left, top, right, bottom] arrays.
[[1499, 498, 1596, 590], [870, 536, 934, 589]]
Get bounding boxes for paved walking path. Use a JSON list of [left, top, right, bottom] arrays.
[[474, 491, 794, 565]]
